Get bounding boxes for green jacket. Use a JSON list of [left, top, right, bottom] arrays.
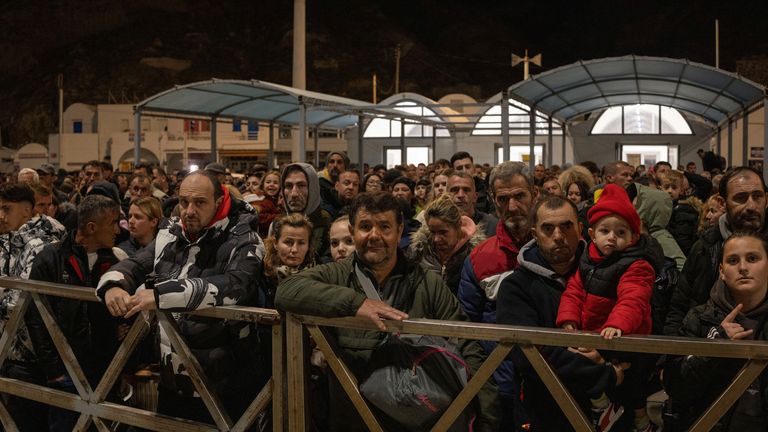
[[276, 253, 500, 431], [634, 182, 686, 270]]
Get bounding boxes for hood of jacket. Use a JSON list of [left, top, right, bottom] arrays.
[[517, 237, 586, 287], [409, 215, 485, 262], [281, 162, 321, 215], [634, 182, 673, 232], [710, 278, 768, 331]]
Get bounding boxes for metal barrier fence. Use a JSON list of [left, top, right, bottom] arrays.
[[285, 312, 768, 432], [0, 277, 283, 432], [2, 277, 768, 432]]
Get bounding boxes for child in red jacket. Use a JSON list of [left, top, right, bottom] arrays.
[[557, 183, 661, 432]]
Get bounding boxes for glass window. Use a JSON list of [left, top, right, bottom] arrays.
[[497, 145, 543, 164], [385, 146, 430, 168], [364, 101, 450, 138], [72, 120, 83, 134], [472, 99, 563, 136], [592, 105, 692, 135]]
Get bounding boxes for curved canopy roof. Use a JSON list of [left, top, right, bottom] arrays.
[[508, 55, 766, 125], [136, 79, 446, 130]]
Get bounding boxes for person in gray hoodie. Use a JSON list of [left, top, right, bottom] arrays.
[[281, 162, 332, 258]]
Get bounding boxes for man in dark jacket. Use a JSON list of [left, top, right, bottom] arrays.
[[665, 167, 768, 336], [96, 170, 265, 423], [497, 195, 623, 431], [448, 171, 498, 237], [26, 195, 126, 431], [276, 192, 499, 431]]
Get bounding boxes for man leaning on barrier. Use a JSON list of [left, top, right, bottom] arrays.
[[496, 195, 626, 431], [276, 191, 500, 431], [96, 170, 266, 424]]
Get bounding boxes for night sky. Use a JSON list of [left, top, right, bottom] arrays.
[[1, 0, 767, 145]]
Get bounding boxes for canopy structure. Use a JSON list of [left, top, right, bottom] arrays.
[[134, 78, 449, 165], [506, 55, 768, 176], [508, 55, 766, 124]]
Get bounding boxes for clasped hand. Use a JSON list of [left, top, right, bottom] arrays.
[[105, 287, 156, 318]]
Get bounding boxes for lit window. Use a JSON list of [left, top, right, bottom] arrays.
[[364, 101, 451, 138], [385, 147, 430, 168], [472, 99, 563, 136], [592, 105, 691, 134]]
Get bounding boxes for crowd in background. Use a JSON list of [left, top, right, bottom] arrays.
[[0, 145, 765, 432]]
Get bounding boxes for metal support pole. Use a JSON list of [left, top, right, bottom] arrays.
[[547, 116, 553, 167], [297, 102, 306, 162], [268, 122, 275, 168], [133, 111, 141, 167], [561, 125, 567, 166], [357, 115, 364, 172], [529, 107, 536, 174], [431, 131, 437, 163], [742, 110, 749, 167], [727, 118, 733, 170], [716, 126, 721, 155], [313, 128, 319, 168], [501, 91, 510, 162], [210, 116, 218, 163], [400, 118, 406, 166], [763, 98, 768, 183]]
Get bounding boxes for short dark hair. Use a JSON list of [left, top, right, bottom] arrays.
[[129, 173, 151, 185], [654, 161, 672, 171], [29, 183, 51, 197], [450, 151, 473, 165], [531, 195, 578, 227], [719, 166, 767, 199], [337, 169, 361, 183], [77, 195, 120, 231], [0, 183, 35, 208], [184, 170, 224, 200], [100, 161, 113, 172], [349, 192, 403, 227], [85, 160, 102, 171]]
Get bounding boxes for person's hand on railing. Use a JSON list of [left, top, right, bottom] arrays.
[[355, 299, 409, 331], [600, 327, 623, 340], [568, 346, 604, 364], [561, 321, 578, 332], [720, 304, 753, 340], [105, 287, 132, 317], [125, 289, 157, 318]]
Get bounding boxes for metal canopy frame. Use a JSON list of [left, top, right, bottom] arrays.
[[133, 79, 451, 166], [507, 55, 766, 125], [504, 55, 767, 175]]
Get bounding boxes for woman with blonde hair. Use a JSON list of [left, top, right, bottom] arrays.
[[408, 194, 485, 295], [260, 213, 314, 307], [118, 196, 162, 256]]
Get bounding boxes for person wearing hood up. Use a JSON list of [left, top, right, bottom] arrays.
[[281, 162, 332, 259], [663, 232, 768, 431], [407, 194, 486, 295], [497, 195, 623, 432]]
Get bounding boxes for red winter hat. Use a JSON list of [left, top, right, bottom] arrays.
[[588, 184, 641, 234]]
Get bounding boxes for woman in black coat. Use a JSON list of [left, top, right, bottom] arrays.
[[664, 232, 768, 431]]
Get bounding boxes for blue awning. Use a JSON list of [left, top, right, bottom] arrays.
[[508, 55, 766, 125], [136, 79, 447, 130]]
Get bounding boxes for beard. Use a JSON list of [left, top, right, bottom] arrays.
[[540, 243, 574, 266], [503, 213, 530, 241], [731, 209, 764, 232]]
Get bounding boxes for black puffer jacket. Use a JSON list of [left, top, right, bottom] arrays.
[[26, 230, 128, 382], [96, 193, 265, 397], [664, 280, 768, 431], [667, 198, 702, 256]]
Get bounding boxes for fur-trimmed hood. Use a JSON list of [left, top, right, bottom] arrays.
[[408, 215, 486, 263]]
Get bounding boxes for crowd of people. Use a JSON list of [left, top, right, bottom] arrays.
[[0, 146, 764, 431]]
